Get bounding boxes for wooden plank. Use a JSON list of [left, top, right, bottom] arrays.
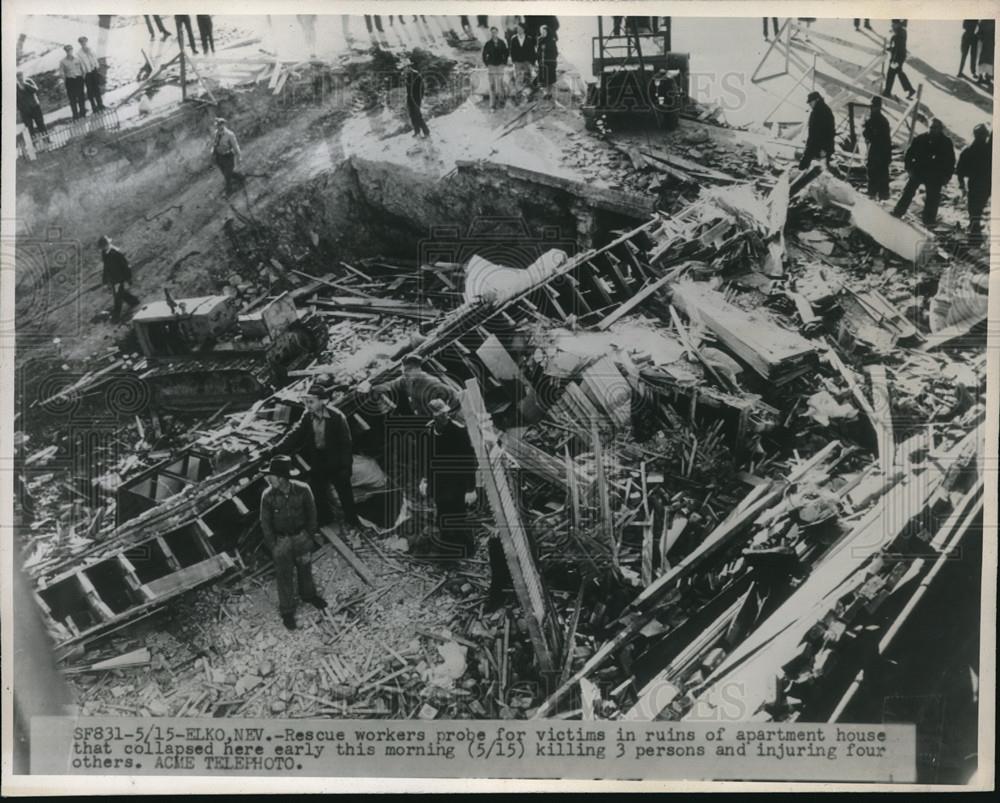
[[319, 525, 376, 586], [595, 272, 674, 331], [866, 365, 894, 476], [144, 553, 235, 598]]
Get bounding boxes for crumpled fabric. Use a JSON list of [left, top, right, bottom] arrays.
[[805, 390, 858, 427]]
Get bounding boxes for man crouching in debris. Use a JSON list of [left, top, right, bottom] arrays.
[[270, 385, 360, 528], [260, 455, 328, 631], [210, 117, 243, 193]]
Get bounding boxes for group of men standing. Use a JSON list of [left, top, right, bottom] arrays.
[[480, 21, 560, 109], [59, 37, 104, 120], [260, 355, 512, 629]]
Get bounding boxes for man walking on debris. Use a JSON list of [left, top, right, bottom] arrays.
[[60, 44, 87, 120], [196, 15, 215, 55], [892, 118, 955, 226], [959, 19, 979, 79], [423, 398, 479, 559], [799, 91, 835, 171], [271, 385, 360, 528], [175, 15, 199, 54], [863, 96, 892, 200], [259, 455, 328, 631], [77, 36, 104, 113], [883, 19, 916, 100], [210, 117, 243, 193], [956, 124, 992, 237], [402, 56, 430, 139], [16, 72, 47, 139], [483, 26, 510, 110], [99, 236, 140, 323]]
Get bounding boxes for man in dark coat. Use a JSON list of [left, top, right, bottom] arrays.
[[892, 118, 956, 225], [272, 384, 360, 527], [402, 56, 430, 138], [883, 20, 916, 99], [99, 236, 140, 322], [16, 72, 47, 138], [956, 123, 992, 236], [423, 398, 479, 559], [482, 27, 510, 110], [799, 91, 836, 170], [863, 96, 892, 199], [508, 22, 536, 95]]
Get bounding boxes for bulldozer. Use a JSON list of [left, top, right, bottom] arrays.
[[128, 290, 327, 413]]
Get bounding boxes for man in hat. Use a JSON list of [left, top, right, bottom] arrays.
[[77, 36, 105, 113], [272, 385, 359, 527], [99, 236, 140, 323], [892, 117, 955, 226], [862, 96, 892, 200], [260, 455, 327, 630], [956, 123, 992, 236], [59, 44, 87, 120], [16, 72, 47, 139], [209, 117, 242, 193], [363, 354, 460, 419], [799, 91, 836, 170]]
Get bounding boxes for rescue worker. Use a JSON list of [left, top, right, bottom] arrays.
[[259, 455, 327, 631], [799, 91, 835, 170], [959, 19, 979, 79], [509, 23, 536, 96], [174, 14, 199, 53], [99, 236, 140, 322], [402, 56, 430, 138], [863, 96, 892, 200], [423, 398, 479, 559], [363, 353, 461, 418], [956, 123, 992, 236], [144, 15, 171, 41], [209, 117, 243, 193], [892, 118, 956, 226], [536, 24, 559, 99], [271, 385, 359, 528]]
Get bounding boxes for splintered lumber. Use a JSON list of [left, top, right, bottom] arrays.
[[595, 272, 674, 331], [65, 647, 152, 674], [475, 334, 524, 382], [671, 282, 816, 384], [532, 440, 840, 719], [319, 525, 375, 586], [865, 365, 894, 476], [687, 429, 980, 722], [501, 433, 593, 492], [580, 357, 632, 429], [461, 379, 561, 674]]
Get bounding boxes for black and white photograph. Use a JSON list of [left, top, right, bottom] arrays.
[[2, 1, 996, 793]]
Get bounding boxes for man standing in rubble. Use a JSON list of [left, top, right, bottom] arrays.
[[401, 56, 430, 139], [259, 455, 328, 631], [271, 385, 360, 528], [209, 117, 243, 193], [99, 236, 140, 323], [77, 36, 105, 113], [482, 26, 509, 110], [799, 91, 835, 171], [883, 19, 916, 100], [422, 398, 479, 559], [536, 24, 559, 100], [16, 72, 47, 139], [956, 124, 992, 237], [892, 118, 955, 226], [863, 96, 892, 200]]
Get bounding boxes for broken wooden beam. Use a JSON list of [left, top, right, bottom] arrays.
[[319, 525, 376, 586]]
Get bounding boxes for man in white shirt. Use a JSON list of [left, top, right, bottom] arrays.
[[59, 44, 87, 120], [209, 117, 243, 193], [77, 36, 105, 113]]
